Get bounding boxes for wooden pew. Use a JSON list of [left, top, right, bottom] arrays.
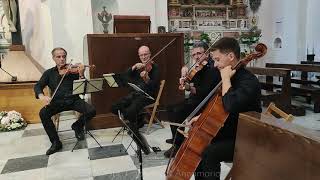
[[246, 67, 305, 116], [266, 63, 320, 113], [232, 111, 320, 180]]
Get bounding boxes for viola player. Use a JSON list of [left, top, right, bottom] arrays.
[[164, 42, 221, 158], [34, 47, 96, 155]]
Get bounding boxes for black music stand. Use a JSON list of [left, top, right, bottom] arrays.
[[104, 72, 131, 142], [71, 77, 104, 151], [103, 72, 128, 88], [103, 73, 155, 143], [117, 110, 161, 180]]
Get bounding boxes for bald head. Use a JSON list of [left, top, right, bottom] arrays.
[[138, 46, 151, 63]]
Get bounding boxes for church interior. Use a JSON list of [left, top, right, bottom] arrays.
[[0, 0, 319, 179]]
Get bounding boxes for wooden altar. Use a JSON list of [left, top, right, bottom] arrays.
[[86, 33, 184, 129], [0, 82, 46, 124], [232, 112, 320, 179]]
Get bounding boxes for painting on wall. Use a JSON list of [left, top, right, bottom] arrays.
[[91, 0, 118, 33]]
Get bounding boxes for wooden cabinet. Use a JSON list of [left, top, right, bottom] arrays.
[[86, 33, 184, 129], [113, 15, 150, 33]]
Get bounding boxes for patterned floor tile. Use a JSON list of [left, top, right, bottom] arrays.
[[94, 170, 139, 180], [0, 168, 47, 180], [0, 130, 24, 145], [47, 149, 92, 180], [91, 155, 137, 177], [1, 155, 48, 174], [130, 151, 169, 169], [0, 160, 7, 174], [88, 144, 127, 160], [22, 128, 46, 137]]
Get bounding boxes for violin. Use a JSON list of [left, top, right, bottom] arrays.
[[139, 61, 154, 81], [58, 63, 95, 75], [50, 61, 95, 103]]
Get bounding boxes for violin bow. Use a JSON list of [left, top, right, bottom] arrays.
[[144, 38, 177, 65], [50, 59, 74, 103]]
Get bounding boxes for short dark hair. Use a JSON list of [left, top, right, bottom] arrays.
[[210, 37, 240, 59], [192, 41, 209, 51], [51, 47, 67, 56]]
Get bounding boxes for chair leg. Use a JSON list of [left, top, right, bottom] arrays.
[[146, 109, 155, 134], [56, 114, 60, 131], [154, 116, 164, 128]]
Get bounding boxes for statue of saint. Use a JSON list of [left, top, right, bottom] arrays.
[[1, 0, 17, 32]]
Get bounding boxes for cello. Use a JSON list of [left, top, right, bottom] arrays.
[[166, 43, 267, 180]]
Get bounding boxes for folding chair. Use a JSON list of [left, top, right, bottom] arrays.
[[144, 80, 165, 134], [52, 111, 81, 131], [264, 102, 294, 122]]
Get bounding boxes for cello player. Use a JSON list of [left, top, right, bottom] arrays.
[[188, 37, 262, 180]]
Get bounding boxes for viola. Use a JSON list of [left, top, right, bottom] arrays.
[[179, 60, 208, 91], [185, 60, 208, 82], [165, 43, 268, 180]]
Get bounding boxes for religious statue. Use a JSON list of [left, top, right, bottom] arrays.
[[97, 6, 112, 33], [1, 0, 17, 32]]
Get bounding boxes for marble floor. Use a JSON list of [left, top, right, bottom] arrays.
[[0, 102, 319, 180]]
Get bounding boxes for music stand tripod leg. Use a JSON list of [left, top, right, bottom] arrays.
[[71, 78, 103, 152], [137, 145, 144, 180], [112, 127, 125, 142]]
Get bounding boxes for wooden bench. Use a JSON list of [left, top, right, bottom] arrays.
[[246, 67, 305, 116], [265, 63, 320, 113], [233, 112, 320, 180]]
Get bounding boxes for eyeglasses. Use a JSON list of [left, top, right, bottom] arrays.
[[191, 51, 205, 58]]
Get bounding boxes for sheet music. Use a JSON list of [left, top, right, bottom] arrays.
[[72, 78, 104, 95], [103, 73, 118, 87], [127, 82, 155, 100]]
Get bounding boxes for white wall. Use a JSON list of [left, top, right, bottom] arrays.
[[19, 0, 54, 68], [254, 0, 308, 66], [19, 0, 93, 69], [306, 0, 320, 61], [116, 0, 167, 33], [19, 0, 168, 69]]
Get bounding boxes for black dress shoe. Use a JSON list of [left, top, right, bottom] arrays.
[[164, 146, 177, 158], [72, 125, 85, 141], [165, 138, 173, 144], [46, 141, 62, 155]]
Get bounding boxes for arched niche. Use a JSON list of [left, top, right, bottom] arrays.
[[273, 37, 282, 48], [91, 0, 119, 33]]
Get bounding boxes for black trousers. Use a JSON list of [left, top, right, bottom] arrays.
[[167, 97, 201, 147], [111, 92, 154, 129], [194, 139, 235, 180], [39, 97, 96, 143]]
